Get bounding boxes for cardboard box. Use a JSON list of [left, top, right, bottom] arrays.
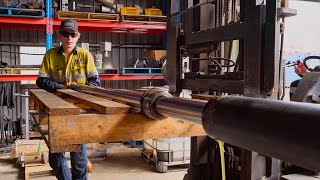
[[11, 140, 49, 159], [143, 50, 166, 61]]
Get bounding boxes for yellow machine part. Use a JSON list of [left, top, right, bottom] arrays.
[[144, 7, 162, 16], [120, 7, 139, 15]]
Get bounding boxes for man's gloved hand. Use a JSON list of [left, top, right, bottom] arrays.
[[294, 61, 307, 76], [63, 82, 77, 89]]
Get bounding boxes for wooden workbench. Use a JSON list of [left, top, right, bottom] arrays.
[[29, 89, 206, 153]]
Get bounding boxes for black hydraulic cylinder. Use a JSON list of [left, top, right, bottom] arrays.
[[202, 96, 320, 171], [72, 85, 320, 171]]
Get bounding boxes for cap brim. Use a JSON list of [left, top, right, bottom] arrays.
[[60, 27, 78, 32]]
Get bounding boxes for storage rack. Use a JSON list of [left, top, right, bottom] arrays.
[[0, 0, 167, 81]]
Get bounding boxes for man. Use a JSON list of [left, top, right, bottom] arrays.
[[36, 19, 100, 180]]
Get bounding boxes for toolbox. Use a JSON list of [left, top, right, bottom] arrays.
[[120, 7, 139, 15], [144, 7, 162, 16]]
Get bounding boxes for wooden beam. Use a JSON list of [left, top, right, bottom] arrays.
[[31, 114, 81, 153], [48, 113, 206, 147], [190, 94, 214, 101], [24, 160, 92, 180], [32, 114, 48, 125], [29, 89, 80, 116], [56, 89, 132, 114], [50, 144, 81, 153]]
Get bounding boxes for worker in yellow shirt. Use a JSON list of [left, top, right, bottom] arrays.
[[36, 19, 100, 180]]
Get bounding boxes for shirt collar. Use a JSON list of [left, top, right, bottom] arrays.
[[57, 46, 78, 55]]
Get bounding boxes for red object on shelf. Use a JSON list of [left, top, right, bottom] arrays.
[[0, 17, 166, 34], [0, 74, 164, 81]]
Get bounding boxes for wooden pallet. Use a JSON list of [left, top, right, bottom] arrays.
[[24, 160, 92, 180], [29, 89, 206, 153], [89, 13, 119, 21], [121, 14, 167, 23], [58, 11, 119, 22]]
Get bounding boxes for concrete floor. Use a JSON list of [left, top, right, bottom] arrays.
[[0, 143, 188, 180]]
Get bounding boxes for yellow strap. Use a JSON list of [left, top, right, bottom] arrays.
[[216, 140, 226, 180]]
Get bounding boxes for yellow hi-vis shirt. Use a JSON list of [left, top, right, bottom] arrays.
[[38, 46, 98, 85]]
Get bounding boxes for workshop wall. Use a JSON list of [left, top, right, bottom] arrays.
[[0, 0, 165, 90]]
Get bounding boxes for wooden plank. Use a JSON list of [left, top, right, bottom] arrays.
[[24, 160, 92, 180], [190, 94, 214, 101], [38, 125, 48, 135], [30, 89, 80, 116], [56, 89, 131, 114], [31, 114, 48, 125], [89, 13, 119, 21], [121, 14, 167, 23], [58, 11, 89, 20], [31, 114, 81, 153], [48, 113, 206, 147], [29, 94, 35, 110], [22, 131, 42, 139], [50, 144, 81, 153], [80, 90, 114, 101]]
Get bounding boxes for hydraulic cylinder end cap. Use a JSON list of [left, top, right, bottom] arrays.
[[202, 96, 226, 140], [141, 88, 172, 120]]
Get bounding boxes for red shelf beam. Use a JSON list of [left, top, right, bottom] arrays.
[[0, 74, 164, 81], [0, 17, 166, 34], [0, 17, 47, 30]]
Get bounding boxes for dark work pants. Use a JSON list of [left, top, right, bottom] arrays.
[[49, 144, 88, 180]]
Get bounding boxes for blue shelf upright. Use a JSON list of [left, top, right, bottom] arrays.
[[46, 0, 53, 50]]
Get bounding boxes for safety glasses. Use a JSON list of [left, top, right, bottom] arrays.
[[60, 31, 78, 38]]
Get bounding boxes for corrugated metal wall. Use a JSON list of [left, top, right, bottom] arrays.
[[0, 0, 165, 90]]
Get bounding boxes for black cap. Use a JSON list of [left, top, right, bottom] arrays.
[[60, 19, 78, 32]]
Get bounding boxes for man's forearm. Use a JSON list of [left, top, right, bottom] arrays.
[[36, 77, 64, 93], [86, 75, 101, 87]]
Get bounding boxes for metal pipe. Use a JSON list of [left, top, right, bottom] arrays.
[[24, 89, 29, 140], [15, 89, 30, 140], [202, 96, 320, 171]]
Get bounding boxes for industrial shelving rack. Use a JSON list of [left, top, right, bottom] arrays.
[[0, 0, 167, 81]]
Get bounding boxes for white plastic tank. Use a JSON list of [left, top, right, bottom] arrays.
[[152, 137, 191, 162]]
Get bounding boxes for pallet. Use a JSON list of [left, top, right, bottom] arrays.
[[29, 89, 206, 153], [90, 13, 119, 21], [120, 68, 162, 75], [58, 11, 119, 22], [121, 14, 167, 23], [141, 149, 189, 173], [24, 160, 92, 180], [0, 7, 44, 18]]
